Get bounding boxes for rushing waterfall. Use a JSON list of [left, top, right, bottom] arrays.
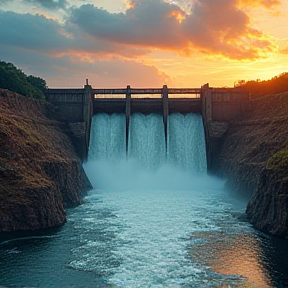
[[88, 113, 126, 161], [88, 112, 207, 174], [167, 113, 207, 173], [128, 113, 166, 170]]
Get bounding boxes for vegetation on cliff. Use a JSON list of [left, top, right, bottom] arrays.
[[267, 143, 288, 180], [0, 61, 46, 100]]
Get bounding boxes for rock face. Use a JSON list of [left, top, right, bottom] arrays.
[[0, 89, 92, 232], [246, 167, 288, 237], [211, 92, 288, 238]]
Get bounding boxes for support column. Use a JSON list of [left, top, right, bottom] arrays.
[[201, 83, 212, 171], [162, 85, 169, 150], [83, 82, 93, 162], [126, 85, 131, 152]]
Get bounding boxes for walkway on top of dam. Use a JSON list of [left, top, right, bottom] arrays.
[[93, 85, 202, 115], [93, 87, 201, 95]]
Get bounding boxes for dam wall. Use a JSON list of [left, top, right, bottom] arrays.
[[45, 83, 249, 167], [45, 84, 93, 161], [201, 84, 249, 170]]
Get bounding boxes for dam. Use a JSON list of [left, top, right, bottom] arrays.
[[45, 81, 249, 166]]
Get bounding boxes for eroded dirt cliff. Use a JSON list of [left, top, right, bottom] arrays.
[[213, 92, 288, 238], [0, 89, 91, 232]]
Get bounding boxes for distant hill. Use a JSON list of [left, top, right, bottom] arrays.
[[0, 61, 47, 100], [235, 72, 288, 97]]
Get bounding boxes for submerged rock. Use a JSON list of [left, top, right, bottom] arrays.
[[0, 89, 91, 232]]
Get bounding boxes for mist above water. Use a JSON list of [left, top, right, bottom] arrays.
[[84, 112, 221, 191], [84, 158, 224, 191]]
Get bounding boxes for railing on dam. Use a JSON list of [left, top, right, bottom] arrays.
[[92, 86, 202, 115]]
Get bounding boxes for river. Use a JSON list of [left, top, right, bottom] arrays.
[[0, 113, 288, 287]]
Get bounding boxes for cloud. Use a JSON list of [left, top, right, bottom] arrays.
[[0, 10, 150, 58], [280, 49, 288, 54], [0, 8, 170, 87], [0, 0, 10, 5], [0, 0, 280, 89], [278, 38, 288, 55], [68, 0, 277, 60], [23, 0, 68, 10], [68, 1, 186, 50], [0, 0, 278, 61], [0, 11, 71, 53], [182, 0, 277, 59], [0, 44, 170, 87], [238, 0, 281, 9], [47, 57, 172, 88]]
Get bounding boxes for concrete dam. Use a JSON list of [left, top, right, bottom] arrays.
[[45, 82, 249, 167]]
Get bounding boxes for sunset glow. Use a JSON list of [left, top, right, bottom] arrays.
[[0, 0, 287, 88]]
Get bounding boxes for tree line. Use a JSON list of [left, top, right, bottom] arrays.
[[0, 61, 47, 100], [1, 60, 287, 100], [235, 72, 288, 97]]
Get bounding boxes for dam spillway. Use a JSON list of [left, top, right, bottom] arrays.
[[88, 112, 207, 177]]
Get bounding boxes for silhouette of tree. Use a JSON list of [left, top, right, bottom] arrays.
[[236, 72, 288, 97]]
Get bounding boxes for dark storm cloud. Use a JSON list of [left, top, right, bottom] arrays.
[[23, 0, 68, 10], [0, 10, 149, 58]]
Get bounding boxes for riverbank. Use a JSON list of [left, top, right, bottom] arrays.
[[0, 89, 91, 232], [212, 92, 288, 238]]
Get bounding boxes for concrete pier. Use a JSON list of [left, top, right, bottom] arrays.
[[162, 85, 168, 148], [126, 85, 131, 152]]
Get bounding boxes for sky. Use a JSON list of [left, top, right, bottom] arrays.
[[0, 0, 288, 88]]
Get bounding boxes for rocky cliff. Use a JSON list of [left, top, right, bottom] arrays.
[[0, 89, 92, 232], [211, 92, 288, 238]]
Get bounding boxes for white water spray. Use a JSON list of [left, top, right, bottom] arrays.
[[85, 112, 210, 191]]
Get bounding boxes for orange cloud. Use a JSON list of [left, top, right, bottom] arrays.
[[238, 0, 281, 8], [68, 0, 277, 61], [169, 10, 185, 23], [280, 48, 288, 54], [1, 0, 279, 65]]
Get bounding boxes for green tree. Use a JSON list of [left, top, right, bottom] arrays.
[[27, 75, 47, 93], [0, 61, 46, 100]]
